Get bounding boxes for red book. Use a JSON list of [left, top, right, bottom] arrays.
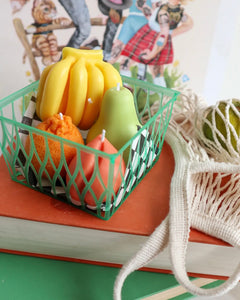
[[0, 142, 236, 280]]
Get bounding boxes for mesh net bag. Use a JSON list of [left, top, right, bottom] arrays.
[[113, 89, 240, 299]]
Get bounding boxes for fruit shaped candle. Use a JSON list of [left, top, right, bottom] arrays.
[[67, 129, 126, 207], [78, 61, 105, 130], [36, 47, 122, 127], [87, 84, 142, 163], [137, 88, 160, 112], [25, 113, 84, 178], [95, 60, 123, 94]]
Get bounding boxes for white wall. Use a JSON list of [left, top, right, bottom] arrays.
[[202, 0, 240, 104], [0, 2, 30, 98]]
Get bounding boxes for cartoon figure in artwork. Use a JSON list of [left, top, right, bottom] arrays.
[[27, 0, 72, 66], [57, 0, 91, 49], [116, 0, 193, 87], [110, 0, 162, 64], [11, 0, 92, 52], [120, 6, 170, 82], [151, 0, 193, 86], [97, 0, 133, 61]]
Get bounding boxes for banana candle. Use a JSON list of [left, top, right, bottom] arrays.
[[36, 47, 122, 127]]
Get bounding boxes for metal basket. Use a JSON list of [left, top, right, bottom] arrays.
[[0, 76, 179, 220]]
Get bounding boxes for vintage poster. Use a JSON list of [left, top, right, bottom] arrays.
[[1, 0, 240, 104]]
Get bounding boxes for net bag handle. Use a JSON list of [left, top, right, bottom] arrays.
[[167, 131, 240, 297], [113, 217, 169, 300]]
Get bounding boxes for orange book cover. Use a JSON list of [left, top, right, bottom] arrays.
[[0, 142, 233, 280]]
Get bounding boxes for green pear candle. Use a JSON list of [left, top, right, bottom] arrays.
[[87, 84, 142, 163]]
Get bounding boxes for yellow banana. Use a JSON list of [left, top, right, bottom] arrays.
[[95, 60, 122, 94], [65, 57, 88, 126], [36, 63, 55, 118], [79, 61, 105, 130], [62, 47, 103, 61], [58, 75, 70, 115], [39, 55, 76, 121]]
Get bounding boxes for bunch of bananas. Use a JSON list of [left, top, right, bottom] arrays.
[[36, 47, 122, 129]]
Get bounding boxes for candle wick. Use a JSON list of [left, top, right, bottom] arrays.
[[101, 129, 106, 143], [59, 112, 63, 120], [116, 82, 120, 91]]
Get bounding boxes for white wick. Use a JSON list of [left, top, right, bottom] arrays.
[[101, 129, 106, 143], [88, 98, 93, 103], [59, 112, 63, 120], [116, 82, 120, 91]]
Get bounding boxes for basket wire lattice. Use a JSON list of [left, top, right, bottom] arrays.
[[0, 76, 178, 220]]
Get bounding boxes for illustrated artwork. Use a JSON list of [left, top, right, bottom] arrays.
[[110, 0, 193, 88], [27, 0, 72, 65], [9, 0, 193, 88]]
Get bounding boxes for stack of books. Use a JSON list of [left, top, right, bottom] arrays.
[[0, 142, 237, 280]]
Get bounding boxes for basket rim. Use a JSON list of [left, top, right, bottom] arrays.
[[0, 76, 179, 160]]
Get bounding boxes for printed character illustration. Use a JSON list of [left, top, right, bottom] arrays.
[[58, 0, 91, 49], [151, 0, 193, 86], [116, 0, 193, 87], [27, 0, 71, 66], [110, 0, 162, 64], [97, 0, 133, 61], [120, 6, 170, 83]]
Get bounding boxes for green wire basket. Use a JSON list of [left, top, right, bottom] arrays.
[[0, 76, 179, 220]]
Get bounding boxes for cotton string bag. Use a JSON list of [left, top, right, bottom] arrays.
[[113, 88, 240, 299]]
